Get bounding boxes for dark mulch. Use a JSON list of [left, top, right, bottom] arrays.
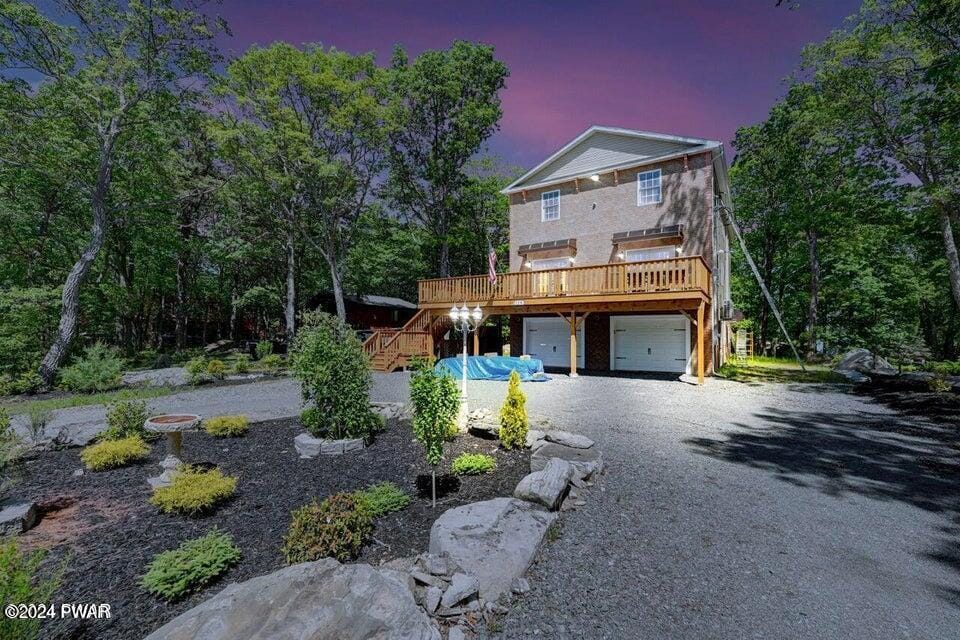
[[857, 384, 960, 430], [15, 418, 530, 640]]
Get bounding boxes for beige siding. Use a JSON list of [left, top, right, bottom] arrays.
[[508, 152, 715, 272], [521, 132, 696, 186]]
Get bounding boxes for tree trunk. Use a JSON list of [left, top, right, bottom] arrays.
[[330, 259, 347, 323], [438, 240, 451, 278], [805, 229, 820, 358], [284, 225, 297, 342], [229, 285, 238, 342], [174, 228, 191, 350], [38, 130, 117, 386], [937, 202, 960, 313]]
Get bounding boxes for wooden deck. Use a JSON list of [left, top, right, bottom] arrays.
[[418, 256, 710, 312]]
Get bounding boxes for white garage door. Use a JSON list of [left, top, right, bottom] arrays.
[[524, 317, 583, 369], [611, 315, 690, 373]]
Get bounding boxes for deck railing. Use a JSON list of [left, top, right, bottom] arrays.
[[418, 256, 710, 306]]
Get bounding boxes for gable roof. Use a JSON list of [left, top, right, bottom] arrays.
[[503, 126, 722, 194]]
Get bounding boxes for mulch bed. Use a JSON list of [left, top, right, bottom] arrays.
[[14, 417, 530, 640]]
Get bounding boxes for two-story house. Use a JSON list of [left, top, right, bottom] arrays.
[[364, 126, 735, 383]]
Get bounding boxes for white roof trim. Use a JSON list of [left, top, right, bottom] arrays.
[[503, 125, 721, 194], [503, 144, 719, 195]]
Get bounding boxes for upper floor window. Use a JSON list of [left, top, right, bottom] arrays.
[[529, 257, 571, 270], [624, 247, 674, 262], [541, 190, 560, 221], [637, 169, 662, 205]]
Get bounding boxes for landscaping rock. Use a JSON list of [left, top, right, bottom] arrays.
[[424, 585, 442, 613], [411, 569, 448, 590], [429, 497, 557, 600], [0, 500, 38, 536], [372, 402, 409, 427], [419, 552, 453, 577], [514, 458, 575, 510], [544, 430, 593, 449], [449, 626, 468, 640], [466, 408, 499, 438], [511, 577, 530, 594], [531, 442, 603, 480], [441, 573, 479, 608], [294, 434, 365, 458], [835, 348, 895, 376], [122, 367, 190, 388], [145, 558, 441, 640], [525, 429, 546, 449], [294, 433, 322, 458]]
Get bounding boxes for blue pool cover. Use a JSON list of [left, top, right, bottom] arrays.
[[435, 355, 550, 381]]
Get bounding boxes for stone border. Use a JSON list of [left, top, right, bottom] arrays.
[[293, 433, 365, 458]]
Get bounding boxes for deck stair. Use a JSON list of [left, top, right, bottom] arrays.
[[363, 309, 439, 372]]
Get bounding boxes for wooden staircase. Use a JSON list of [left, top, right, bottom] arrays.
[[363, 309, 438, 372]]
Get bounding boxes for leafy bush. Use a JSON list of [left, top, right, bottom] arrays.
[[204, 415, 248, 437], [282, 493, 373, 564], [410, 365, 460, 467], [498, 370, 528, 449], [451, 452, 496, 475], [0, 540, 63, 640], [80, 436, 150, 471], [353, 481, 410, 517], [925, 361, 960, 376], [232, 354, 250, 374], [0, 371, 44, 396], [0, 410, 27, 502], [255, 340, 274, 360], [260, 353, 283, 372], [141, 529, 241, 601], [58, 343, 125, 393], [206, 359, 227, 380], [100, 399, 149, 441], [0, 286, 60, 380], [185, 357, 207, 384], [149, 466, 237, 515], [25, 406, 51, 444], [300, 406, 323, 432], [929, 374, 952, 393], [290, 312, 382, 440]]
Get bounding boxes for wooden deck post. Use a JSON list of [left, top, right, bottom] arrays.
[[425, 312, 434, 360], [473, 329, 480, 356], [697, 301, 705, 385], [569, 310, 578, 378]]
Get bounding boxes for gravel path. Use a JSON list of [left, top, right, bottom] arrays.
[[455, 375, 960, 640]]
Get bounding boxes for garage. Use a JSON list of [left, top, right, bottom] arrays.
[[610, 315, 690, 373], [523, 317, 583, 369]]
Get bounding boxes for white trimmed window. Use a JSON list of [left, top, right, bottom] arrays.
[[637, 169, 662, 205], [541, 190, 560, 221], [624, 247, 675, 262], [529, 257, 572, 270]]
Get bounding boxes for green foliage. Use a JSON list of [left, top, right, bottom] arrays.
[[498, 370, 528, 449], [100, 399, 149, 441], [451, 452, 496, 475], [260, 354, 283, 373], [300, 406, 323, 432], [353, 481, 410, 517], [0, 540, 63, 640], [290, 312, 382, 439], [282, 493, 373, 564], [0, 371, 43, 396], [185, 357, 207, 384], [410, 365, 460, 466], [58, 343, 125, 393], [928, 375, 952, 393], [149, 466, 237, 516], [141, 529, 241, 601], [232, 354, 250, 374], [0, 287, 60, 379], [80, 436, 150, 471], [204, 415, 249, 437], [0, 409, 27, 502], [255, 340, 274, 360], [925, 361, 960, 376], [206, 359, 227, 380]]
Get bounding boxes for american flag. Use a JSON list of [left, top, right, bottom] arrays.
[[488, 244, 498, 284]]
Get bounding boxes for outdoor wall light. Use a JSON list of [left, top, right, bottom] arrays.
[[617, 251, 625, 260], [568, 256, 576, 264], [676, 246, 683, 254], [589, 174, 600, 182], [524, 260, 533, 268]]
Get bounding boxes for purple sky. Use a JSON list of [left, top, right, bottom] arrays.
[[216, 0, 861, 168]]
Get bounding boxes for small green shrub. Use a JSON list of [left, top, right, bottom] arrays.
[[290, 312, 381, 440], [498, 370, 528, 449], [81, 436, 150, 471], [0, 540, 64, 640], [185, 357, 207, 384], [300, 406, 322, 432], [100, 399, 149, 441], [255, 340, 274, 360], [410, 365, 460, 467], [141, 529, 241, 601], [232, 354, 250, 374], [353, 481, 410, 517], [929, 374, 952, 393], [150, 466, 237, 516], [204, 415, 248, 437], [1, 371, 44, 395], [206, 359, 226, 380], [58, 343, 125, 393], [25, 406, 51, 444], [282, 493, 373, 564], [1, 409, 27, 502], [260, 353, 283, 372], [451, 452, 496, 475]]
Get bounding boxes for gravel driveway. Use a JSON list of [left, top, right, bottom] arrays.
[[457, 375, 960, 640]]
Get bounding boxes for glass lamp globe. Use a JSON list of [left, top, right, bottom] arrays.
[[471, 305, 482, 321], [449, 305, 460, 321]]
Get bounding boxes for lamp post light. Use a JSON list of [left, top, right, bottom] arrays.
[[448, 303, 483, 428]]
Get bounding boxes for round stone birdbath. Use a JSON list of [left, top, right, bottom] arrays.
[[144, 414, 201, 489]]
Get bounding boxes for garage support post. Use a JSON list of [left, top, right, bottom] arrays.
[[569, 310, 578, 377], [697, 301, 705, 385], [473, 329, 480, 356]]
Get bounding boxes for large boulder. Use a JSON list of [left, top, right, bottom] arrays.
[[514, 458, 575, 510], [0, 500, 37, 536], [122, 367, 190, 388], [429, 497, 556, 601], [145, 559, 440, 640], [834, 348, 895, 376], [543, 430, 594, 449], [531, 441, 603, 480]]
